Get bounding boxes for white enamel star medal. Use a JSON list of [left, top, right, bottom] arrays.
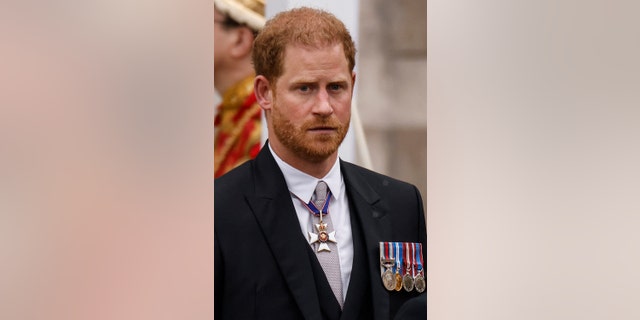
[[308, 219, 337, 252], [295, 184, 337, 253]]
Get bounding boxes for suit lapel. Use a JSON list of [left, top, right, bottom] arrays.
[[341, 161, 392, 320], [246, 148, 323, 320]]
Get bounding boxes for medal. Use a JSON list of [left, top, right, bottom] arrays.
[[380, 242, 396, 291], [402, 242, 415, 292], [381, 241, 425, 293], [414, 242, 426, 293], [295, 191, 337, 253], [414, 274, 425, 293], [394, 242, 403, 291], [308, 221, 336, 252], [383, 268, 396, 291], [402, 273, 414, 292]]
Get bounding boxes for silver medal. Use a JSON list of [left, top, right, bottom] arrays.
[[414, 273, 426, 293]]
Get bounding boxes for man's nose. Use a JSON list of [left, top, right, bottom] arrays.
[[313, 89, 333, 115]]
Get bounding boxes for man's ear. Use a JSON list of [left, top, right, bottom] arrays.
[[351, 72, 356, 92], [254, 75, 273, 111], [230, 27, 255, 58]]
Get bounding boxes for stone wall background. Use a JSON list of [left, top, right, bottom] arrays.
[[357, 0, 428, 204]]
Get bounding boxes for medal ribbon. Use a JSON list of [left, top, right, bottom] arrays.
[[415, 242, 424, 274], [395, 242, 403, 275], [404, 242, 413, 276], [381, 242, 393, 268], [390, 242, 396, 274], [386, 242, 392, 261], [293, 191, 333, 217]]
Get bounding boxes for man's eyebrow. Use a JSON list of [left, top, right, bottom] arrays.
[[289, 76, 350, 83]]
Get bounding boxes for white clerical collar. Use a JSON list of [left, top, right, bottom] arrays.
[[268, 143, 343, 203]]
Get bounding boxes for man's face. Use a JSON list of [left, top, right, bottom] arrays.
[[269, 43, 354, 163]]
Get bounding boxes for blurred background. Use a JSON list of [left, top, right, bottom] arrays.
[[427, 0, 640, 319], [1, 1, 213, 319], [358, 0, 428, 202]]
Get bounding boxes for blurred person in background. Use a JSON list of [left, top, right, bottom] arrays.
[[215, 7, 426, 319], [214, 0, 265, 178]]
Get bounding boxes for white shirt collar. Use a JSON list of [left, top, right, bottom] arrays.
[[268, 143, 343, 203]]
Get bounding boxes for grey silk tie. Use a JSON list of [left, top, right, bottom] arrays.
[[311, 181, 344, 308]]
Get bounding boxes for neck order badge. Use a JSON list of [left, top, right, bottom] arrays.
[[294, 182, 338, 252], [304, 191, 336, 252]]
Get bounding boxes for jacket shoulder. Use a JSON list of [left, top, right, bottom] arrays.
[[214, 160, 255, 198], [341, 161, 418, 191]]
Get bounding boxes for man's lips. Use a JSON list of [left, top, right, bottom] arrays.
[[308, 126, 336, 132]]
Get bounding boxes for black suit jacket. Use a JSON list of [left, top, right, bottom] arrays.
[[215, 145, 427, 320]]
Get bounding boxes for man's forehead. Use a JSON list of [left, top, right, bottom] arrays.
[[281, 42, 347, 67], [284, 42, 343, 53], [281, 45, 349, 71]]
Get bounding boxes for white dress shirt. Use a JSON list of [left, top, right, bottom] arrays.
[[269, 144, 354, 301]]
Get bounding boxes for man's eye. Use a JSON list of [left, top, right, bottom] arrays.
[[299, 85, 310, 92], [329, 84, 343, 91]]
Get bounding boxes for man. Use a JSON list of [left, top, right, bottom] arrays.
[[215, 7, 427, 320], [214, 0, 265, 178]]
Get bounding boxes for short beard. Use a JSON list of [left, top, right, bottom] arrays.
[[271, 108, 349, 163]]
